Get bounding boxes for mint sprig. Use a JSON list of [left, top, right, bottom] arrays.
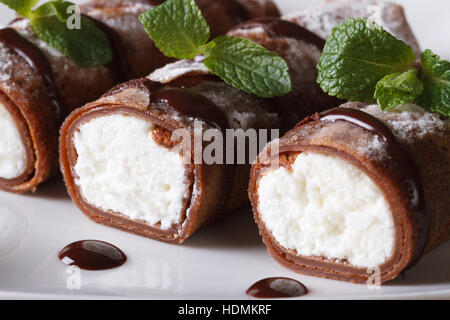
[[139, 0, 292, 98], [0, 0, 113, 68], [203, 36, 291, 98], [317, 18, 416, 103], [139, 0, 209, 59], [31, 0, 73, 21], [317, 18, 450, 117], [417, 50, 450, 116]]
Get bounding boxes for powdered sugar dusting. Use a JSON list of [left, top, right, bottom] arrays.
[[283, 0, 421, 55], [148, 58, 210, 84], [190, 81, 278, 130], [362, 104, 448, 142], [359, 134, 387, 161], [87, 4, 151, 32], [232, 27, 266, 38], [0, 45, 13, 82]]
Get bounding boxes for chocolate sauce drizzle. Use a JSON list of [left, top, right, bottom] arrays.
[[151, 87, 229, 131], [58, 240, 127, 270], [319, 107, 430, 269], [0, 28, 65, 120], [247, 277, 308, 298]]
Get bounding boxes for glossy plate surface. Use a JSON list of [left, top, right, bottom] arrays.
[[0, 0, 449, 299]]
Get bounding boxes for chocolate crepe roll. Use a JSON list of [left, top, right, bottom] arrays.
[[283, 0, 421, 56], [249, 103, 450, 283], [0, 0, 279, 194], [83, 0, 280, 39], [60, 76, 278, 243], [59, 17, 340, 243]]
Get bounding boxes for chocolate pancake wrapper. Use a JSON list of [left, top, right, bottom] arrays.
[[249, 102, 450, 283]]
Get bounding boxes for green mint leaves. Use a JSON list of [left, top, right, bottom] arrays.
[[139, 0, 209, 59], [417, 50, 450, 116], [31, 0, 73, 20], [317, 18, 416, 103], [139, 0, 292, 98], [375, 69, 423, 111], [317, 18, 450, 117], [0, 0, 113, 68], [203, 36, 291, 98], [31, 15, 113, 68]]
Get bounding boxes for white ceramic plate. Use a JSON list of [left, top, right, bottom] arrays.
[[0, 0, 449, 300]]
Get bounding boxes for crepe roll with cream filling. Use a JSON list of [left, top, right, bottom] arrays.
[[60, 76, 278, 243], [249, 102, 450, 283], [59, 17, 339, 243]]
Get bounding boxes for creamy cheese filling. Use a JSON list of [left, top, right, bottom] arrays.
[[0, 104, 27, 179], [73, 114, 187, 230], [257, 152, 395, 267]]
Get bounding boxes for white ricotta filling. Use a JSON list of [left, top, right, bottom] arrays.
[[0, 104, 27, 179], [257, 152, 395, 267], [73, 114, 187, 230]]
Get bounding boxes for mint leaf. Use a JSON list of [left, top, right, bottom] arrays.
[[317, 18, 416, 103], [32, 0, 73, 21], [30, 15, 113, 68], [374, 69, 423, 110], [0, 0, 38, 17], [203, 36, 291, 98], [139, 0, 209, 59], [417, 49, 450, 116], [138, 0, 292, 98]]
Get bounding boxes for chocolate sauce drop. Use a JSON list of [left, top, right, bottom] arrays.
[[319, 107, 430, 269], [58, 240, 127, 270], [0, 28, 65, 120], [247, 277, 308, 298]]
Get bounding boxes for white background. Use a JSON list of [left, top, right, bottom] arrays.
[[0, 0, 449, 299]]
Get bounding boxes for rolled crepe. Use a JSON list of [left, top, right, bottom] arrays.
[[0, 0, 279, 193], [283, 0, 421, 56], [249, 103, 450, 283], [83, 0, 280, 39], [59, 17, 335, 243]]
